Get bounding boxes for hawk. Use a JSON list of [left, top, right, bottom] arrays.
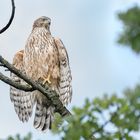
[[10, 16, 72, 132]]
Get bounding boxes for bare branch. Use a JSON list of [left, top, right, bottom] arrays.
[[0, 55, 71, 117], [0, 72, 34, 91], [0, 0, 15, 34]]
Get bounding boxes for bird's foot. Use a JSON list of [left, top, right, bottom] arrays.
[[42, 74, 51, 85]]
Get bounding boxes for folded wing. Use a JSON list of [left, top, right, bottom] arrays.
[[10, 50, 36, 122], [54, 38, 72, 105]]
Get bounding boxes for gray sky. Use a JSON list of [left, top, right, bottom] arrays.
[[0, 0, 140, 139]]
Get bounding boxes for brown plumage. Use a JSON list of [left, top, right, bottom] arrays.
[[10, 50, 36, 122], [10, 16, 72, 132]]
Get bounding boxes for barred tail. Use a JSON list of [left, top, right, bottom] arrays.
[[34, 101, 54, 132]]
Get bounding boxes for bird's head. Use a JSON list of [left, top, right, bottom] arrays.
[[33, 16, 51, 31]]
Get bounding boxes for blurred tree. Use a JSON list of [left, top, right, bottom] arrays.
[[117, 5, 140, 53], [52, 85, 140, 140], [3, 133, 32, 140]]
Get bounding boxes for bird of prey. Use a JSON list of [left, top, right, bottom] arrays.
[[10, 16, 72, 132]]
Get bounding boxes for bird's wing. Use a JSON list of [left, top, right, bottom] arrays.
[[10, 50, 36, 122], [54, 38, 72, 105]]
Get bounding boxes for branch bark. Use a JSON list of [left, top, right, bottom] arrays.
[[0, 72, 34, 91]]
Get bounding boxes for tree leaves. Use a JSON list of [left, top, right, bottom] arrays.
[[3, 133, 32, 140], [52, 85, 140, 140], [118, 5, 140, 53]]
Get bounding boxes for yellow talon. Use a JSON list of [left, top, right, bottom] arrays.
[[43, 74, 51, 85]]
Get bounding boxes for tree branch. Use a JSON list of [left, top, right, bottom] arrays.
[[0, 72, 34, 91], [0, 55, 71, 117], [0, 0, 15, 34]]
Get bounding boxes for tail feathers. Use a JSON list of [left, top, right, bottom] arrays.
[[34, 101, 54, 132]]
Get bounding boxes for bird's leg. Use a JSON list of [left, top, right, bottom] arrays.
[[43, 74, 51, 85]]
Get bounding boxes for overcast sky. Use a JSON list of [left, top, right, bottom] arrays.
[[0, 0, 140, 139]]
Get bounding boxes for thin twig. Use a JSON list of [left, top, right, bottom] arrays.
[[5, 69, 9, 71], [0, 0, 15, 34]]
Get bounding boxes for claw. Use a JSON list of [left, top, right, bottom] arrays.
[[43, 74, 51, 85]]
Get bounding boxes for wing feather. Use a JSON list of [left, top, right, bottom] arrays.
[[10, 50, 36, 122], [54, 38, 72, 105]]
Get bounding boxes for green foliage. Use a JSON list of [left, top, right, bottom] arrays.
[[52, 85, 140, 140], [3, 133, 32, 140], [117, 5, 140, 53]]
